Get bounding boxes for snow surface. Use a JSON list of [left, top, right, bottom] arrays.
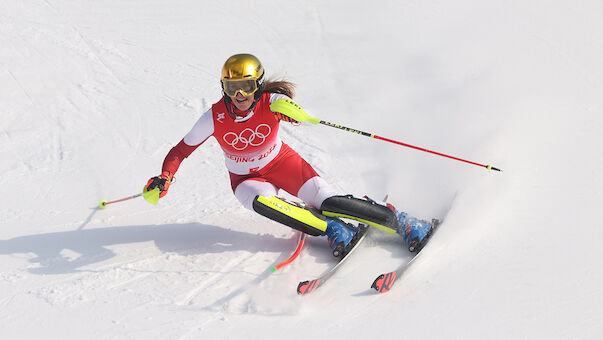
[[1, 1, 602, 339]]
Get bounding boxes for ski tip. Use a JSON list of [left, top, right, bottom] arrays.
[[270, 266, 278, 273], [297, 279, 320, 295], [371, 272, 397, 293]]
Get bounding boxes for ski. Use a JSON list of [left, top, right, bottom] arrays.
[[297, 223, 370, 295], [371, 219, 441, 293]]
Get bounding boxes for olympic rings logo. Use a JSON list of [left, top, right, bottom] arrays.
[[223, 124, 272, 150]]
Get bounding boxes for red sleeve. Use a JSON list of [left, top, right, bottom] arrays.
[[161, 139, 203, 177]]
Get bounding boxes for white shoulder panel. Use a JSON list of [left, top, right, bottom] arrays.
[[183, 108, 214, 146]]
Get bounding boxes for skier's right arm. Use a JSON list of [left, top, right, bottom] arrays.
[[145, 109, 214, 197]]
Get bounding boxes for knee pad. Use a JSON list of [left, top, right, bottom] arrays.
[[252, 195, 327, 236], [320, 195, 398, 234]]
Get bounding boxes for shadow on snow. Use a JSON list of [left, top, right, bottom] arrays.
[[0, 223, 292, 275]]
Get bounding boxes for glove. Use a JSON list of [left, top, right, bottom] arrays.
[[145, 172, 173, 198]]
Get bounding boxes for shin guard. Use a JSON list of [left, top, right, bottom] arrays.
[[252, 196, 327, 236], [320, 195, 398, 234]]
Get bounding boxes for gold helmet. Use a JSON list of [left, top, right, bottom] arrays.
[[221, 54, 265, 98]]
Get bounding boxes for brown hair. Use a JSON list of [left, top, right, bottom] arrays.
[[263, 78, 296, 98]]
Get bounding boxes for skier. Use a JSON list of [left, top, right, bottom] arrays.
[[145, 53, 434, 256]]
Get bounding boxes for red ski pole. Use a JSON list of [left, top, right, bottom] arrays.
[[98, 188, 161, 209], [270, 99, 502, 172], [98, 193, 144, 209]]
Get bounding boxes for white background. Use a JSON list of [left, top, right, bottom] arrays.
[[1, 1, 602, 339]]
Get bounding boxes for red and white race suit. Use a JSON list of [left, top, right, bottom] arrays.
[[161, 92, 338, 210]]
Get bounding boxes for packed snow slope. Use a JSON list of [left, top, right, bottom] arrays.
[[1, 1, 602, 339]]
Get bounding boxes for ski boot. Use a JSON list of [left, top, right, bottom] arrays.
[[324, 217, 358, 258], [387, 204, 436, 252]]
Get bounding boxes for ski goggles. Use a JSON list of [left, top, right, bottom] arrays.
[[222, 78, 259, 97]]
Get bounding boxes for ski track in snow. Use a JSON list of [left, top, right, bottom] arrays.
[[1, 1, 603, 339]]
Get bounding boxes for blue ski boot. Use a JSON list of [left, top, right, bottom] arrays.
[[387, 204, 434, 252], [324, 217, 357, 257]]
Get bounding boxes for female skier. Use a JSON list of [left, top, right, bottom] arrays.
[[145, 53, 434, 256]]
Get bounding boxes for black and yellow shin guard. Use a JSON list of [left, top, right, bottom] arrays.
[[320, 195, 399, 234], [252, 196, 328, 236]]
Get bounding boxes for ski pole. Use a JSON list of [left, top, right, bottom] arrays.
[[270, 99, 501, 172], [270, 232, 306, 273], [98, 193, 143, 209], [98, 188, 161, 209]]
